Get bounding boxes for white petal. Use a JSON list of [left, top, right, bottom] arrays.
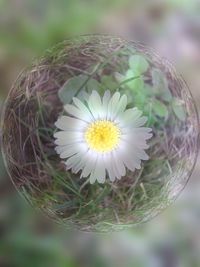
[[121, 136, 149, 150], [54, 131, 82, 139], [72, 97, 94, 120], [87, 90, 102, 119], [55, 145, 69, 154], [103, 153, 116, 182], [64, 144, 89, 170], [112, 160, 122, 180], [64, 104, 91, 122], [81, 151, 98, 178], [133, 116, 148, 127], [71, 147, 90, 173], [113, 151, 126, 177], [107, 92, 120, 120], [93, 156, 106, 184], [114, 94, 127, 118], [135, 149, 149, 160], [54, 131, 83, 145], [102, 90, 111, 109], [133, 128, 153, 140], [123, 156, 137, 171], [118, 143, 141, 171], [59, 145, 80, 159], [122, 127, 152, 149], [65, 153, 82, 170], [111, 159, 121, 180], [138, 150, 149, 160], [72, 156, 87, 174], [89, 171, 96, 184], [55, 144, 74, 157], [102, 90, 111, 119], [55, 116, 87, 131], [119, 108, 143, 126]]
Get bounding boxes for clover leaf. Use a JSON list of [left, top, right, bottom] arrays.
[[59, 75, 102, 104], [124, 69, 144, 90], [153, 99, 168, 118], [101, 75, 119, 91], [129, 55, 149, 75]]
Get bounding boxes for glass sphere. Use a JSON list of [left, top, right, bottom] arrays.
[[1, 35, 199, 232]]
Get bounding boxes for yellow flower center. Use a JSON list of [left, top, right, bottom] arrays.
[[85, 120, 121, 152]]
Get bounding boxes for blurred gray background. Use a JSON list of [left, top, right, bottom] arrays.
[[0, 0, 200, 266]]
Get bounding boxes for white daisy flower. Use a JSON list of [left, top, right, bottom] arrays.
[[54, 90, 152, 184]]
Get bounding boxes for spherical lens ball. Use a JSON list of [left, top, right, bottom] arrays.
[[1, 35, 199, 232]]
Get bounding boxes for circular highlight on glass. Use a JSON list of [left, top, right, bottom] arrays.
[[1, 35, 199, 232]]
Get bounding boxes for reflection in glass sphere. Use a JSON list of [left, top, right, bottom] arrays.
[[1, 35, 199, 232]]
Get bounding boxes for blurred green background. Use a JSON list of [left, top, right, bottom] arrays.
[[0, 0, 200, 266]]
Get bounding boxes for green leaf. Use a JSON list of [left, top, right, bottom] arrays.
[[152, 68, 172, 102], [153, 99, 168, 118], [124, 69, 144, 90], [172, 98, 186, 121], [85, 78, 101, 93], [129, 55, 149, 74], [101, 75, 118, 90], [58, 75, 102, 104], [58, 75, 88, 104]]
